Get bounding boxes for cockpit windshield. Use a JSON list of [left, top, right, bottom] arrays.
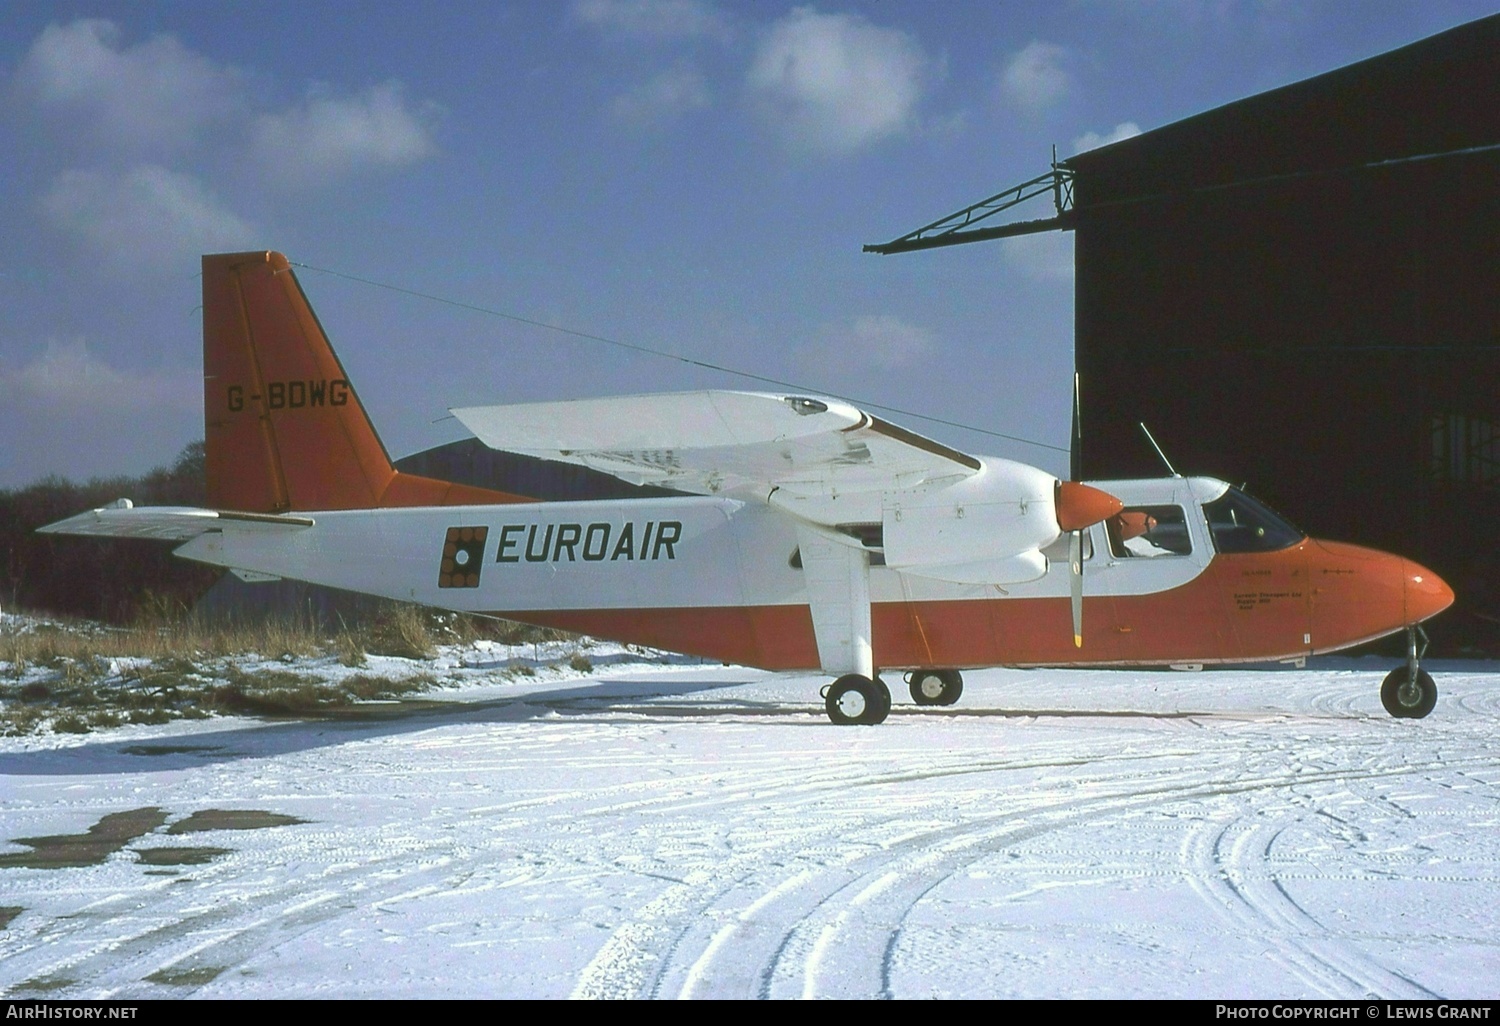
[[1203, 487, 1304, 553]]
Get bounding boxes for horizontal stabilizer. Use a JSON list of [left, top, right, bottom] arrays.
[[39, 504, 315, 542]]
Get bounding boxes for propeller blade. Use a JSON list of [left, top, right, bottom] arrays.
[[1069, 529, 1084, 648], [1056, 481, 1123, 532], [1055, 479, 1116, 649], [1071, 372, 1082, 481]]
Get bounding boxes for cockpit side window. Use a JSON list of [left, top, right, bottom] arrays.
[[1202, 488, 1304, 553], [1105, 505, 1192, 558]]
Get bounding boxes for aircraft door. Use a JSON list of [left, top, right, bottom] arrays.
[[1093, 496, 1226, 662]]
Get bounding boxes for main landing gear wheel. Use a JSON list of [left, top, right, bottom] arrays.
[[1381, 667, 1437, 719], [907, 670, 964, 707], [824, 674, 891, 725]]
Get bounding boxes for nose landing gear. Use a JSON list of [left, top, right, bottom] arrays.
[[1381, 625, 1437, 719]]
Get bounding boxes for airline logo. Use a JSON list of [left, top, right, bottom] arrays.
[[438, 526, 488, 589]]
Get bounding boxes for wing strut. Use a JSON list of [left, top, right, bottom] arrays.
[[795, 526, 874, 679]]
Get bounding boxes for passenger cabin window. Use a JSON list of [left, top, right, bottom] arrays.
[[1203, 488, 1304, 553], [1106, 506, 1191, 558]]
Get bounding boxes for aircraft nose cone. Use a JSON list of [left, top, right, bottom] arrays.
[[1309, 540, 1452, 649], [1403, 560, 1455, 625]]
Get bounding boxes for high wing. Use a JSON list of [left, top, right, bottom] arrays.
[[451, 391, 979, 503], [39, 502, 315, 542]]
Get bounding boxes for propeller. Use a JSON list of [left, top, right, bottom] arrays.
[[1058, 374, 1121, 647], [1055, 480, 1123, 646], [1069, 530, 1085, 648]]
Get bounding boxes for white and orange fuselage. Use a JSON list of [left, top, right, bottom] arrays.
[[172, 476, 1451, 672]]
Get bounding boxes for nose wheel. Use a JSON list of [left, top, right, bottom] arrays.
[[1381, 625, 1437, 719], [823, 674, 892, 725]]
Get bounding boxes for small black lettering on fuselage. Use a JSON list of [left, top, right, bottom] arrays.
[[496, 521, 682, 563], [227, 380, 349, 412]]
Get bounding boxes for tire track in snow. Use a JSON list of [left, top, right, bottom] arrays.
[[1182, 811, 1437, 999], [5, 693, 1496, 999], [568, 741, 1133, 999], [574, 753, 1499, 999], [1, 728, 1124, 998]]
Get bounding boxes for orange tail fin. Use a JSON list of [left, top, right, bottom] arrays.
[[202, 251, 528, 512]]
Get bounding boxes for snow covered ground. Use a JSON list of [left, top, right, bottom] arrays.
[[2, 651, 1498, 1000]]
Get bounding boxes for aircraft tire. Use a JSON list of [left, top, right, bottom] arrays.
[[936, 670, 963, 706], [909, 670, 964, 707], [909, 671, 945, 706], [826, 674, 890, 725], [1380, 667, 1437, 719]]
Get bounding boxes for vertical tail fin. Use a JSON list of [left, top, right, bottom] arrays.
[[203, 251, 527, 512]]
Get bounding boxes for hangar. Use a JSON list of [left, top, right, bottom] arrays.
[[869, 14, 1500, 653]]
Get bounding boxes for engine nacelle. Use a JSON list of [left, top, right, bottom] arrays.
[[881, 457, 1059, 581]]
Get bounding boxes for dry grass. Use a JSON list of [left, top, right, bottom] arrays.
[[1, 617, 320, 668], [2, 605, 566, 668], [0, 603, 579, 736], [209, 666, 439, 716], [365, 605, 438, 660]]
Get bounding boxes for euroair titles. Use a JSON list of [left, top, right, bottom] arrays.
[[435, 518, 687, 590], [494, 520, 683, 564]]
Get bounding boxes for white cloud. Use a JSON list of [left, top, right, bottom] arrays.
[[824, 314, 937, 370], [16, 18, 243, 150], [1, 339, 196, 411], [1001, 231, 1074, 282], [251, 81, 438, 187], [1071, 121, 1142, 154], [999, 41, 1072, 113], [610, 62, 712, 127], [746, 8, 928, 156], [573, 0, 731, 42], [0, 340, 200, 486], [41, 165, 256, 271]]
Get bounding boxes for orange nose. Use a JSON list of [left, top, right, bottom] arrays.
[[1308, 540, 1454, 650], [1403, 560, 1455, 624]]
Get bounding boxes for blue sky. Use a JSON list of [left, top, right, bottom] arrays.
[[1, 0, 1492, 488]]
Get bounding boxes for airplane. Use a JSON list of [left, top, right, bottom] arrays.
[[41, 251, 1454, 724]]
